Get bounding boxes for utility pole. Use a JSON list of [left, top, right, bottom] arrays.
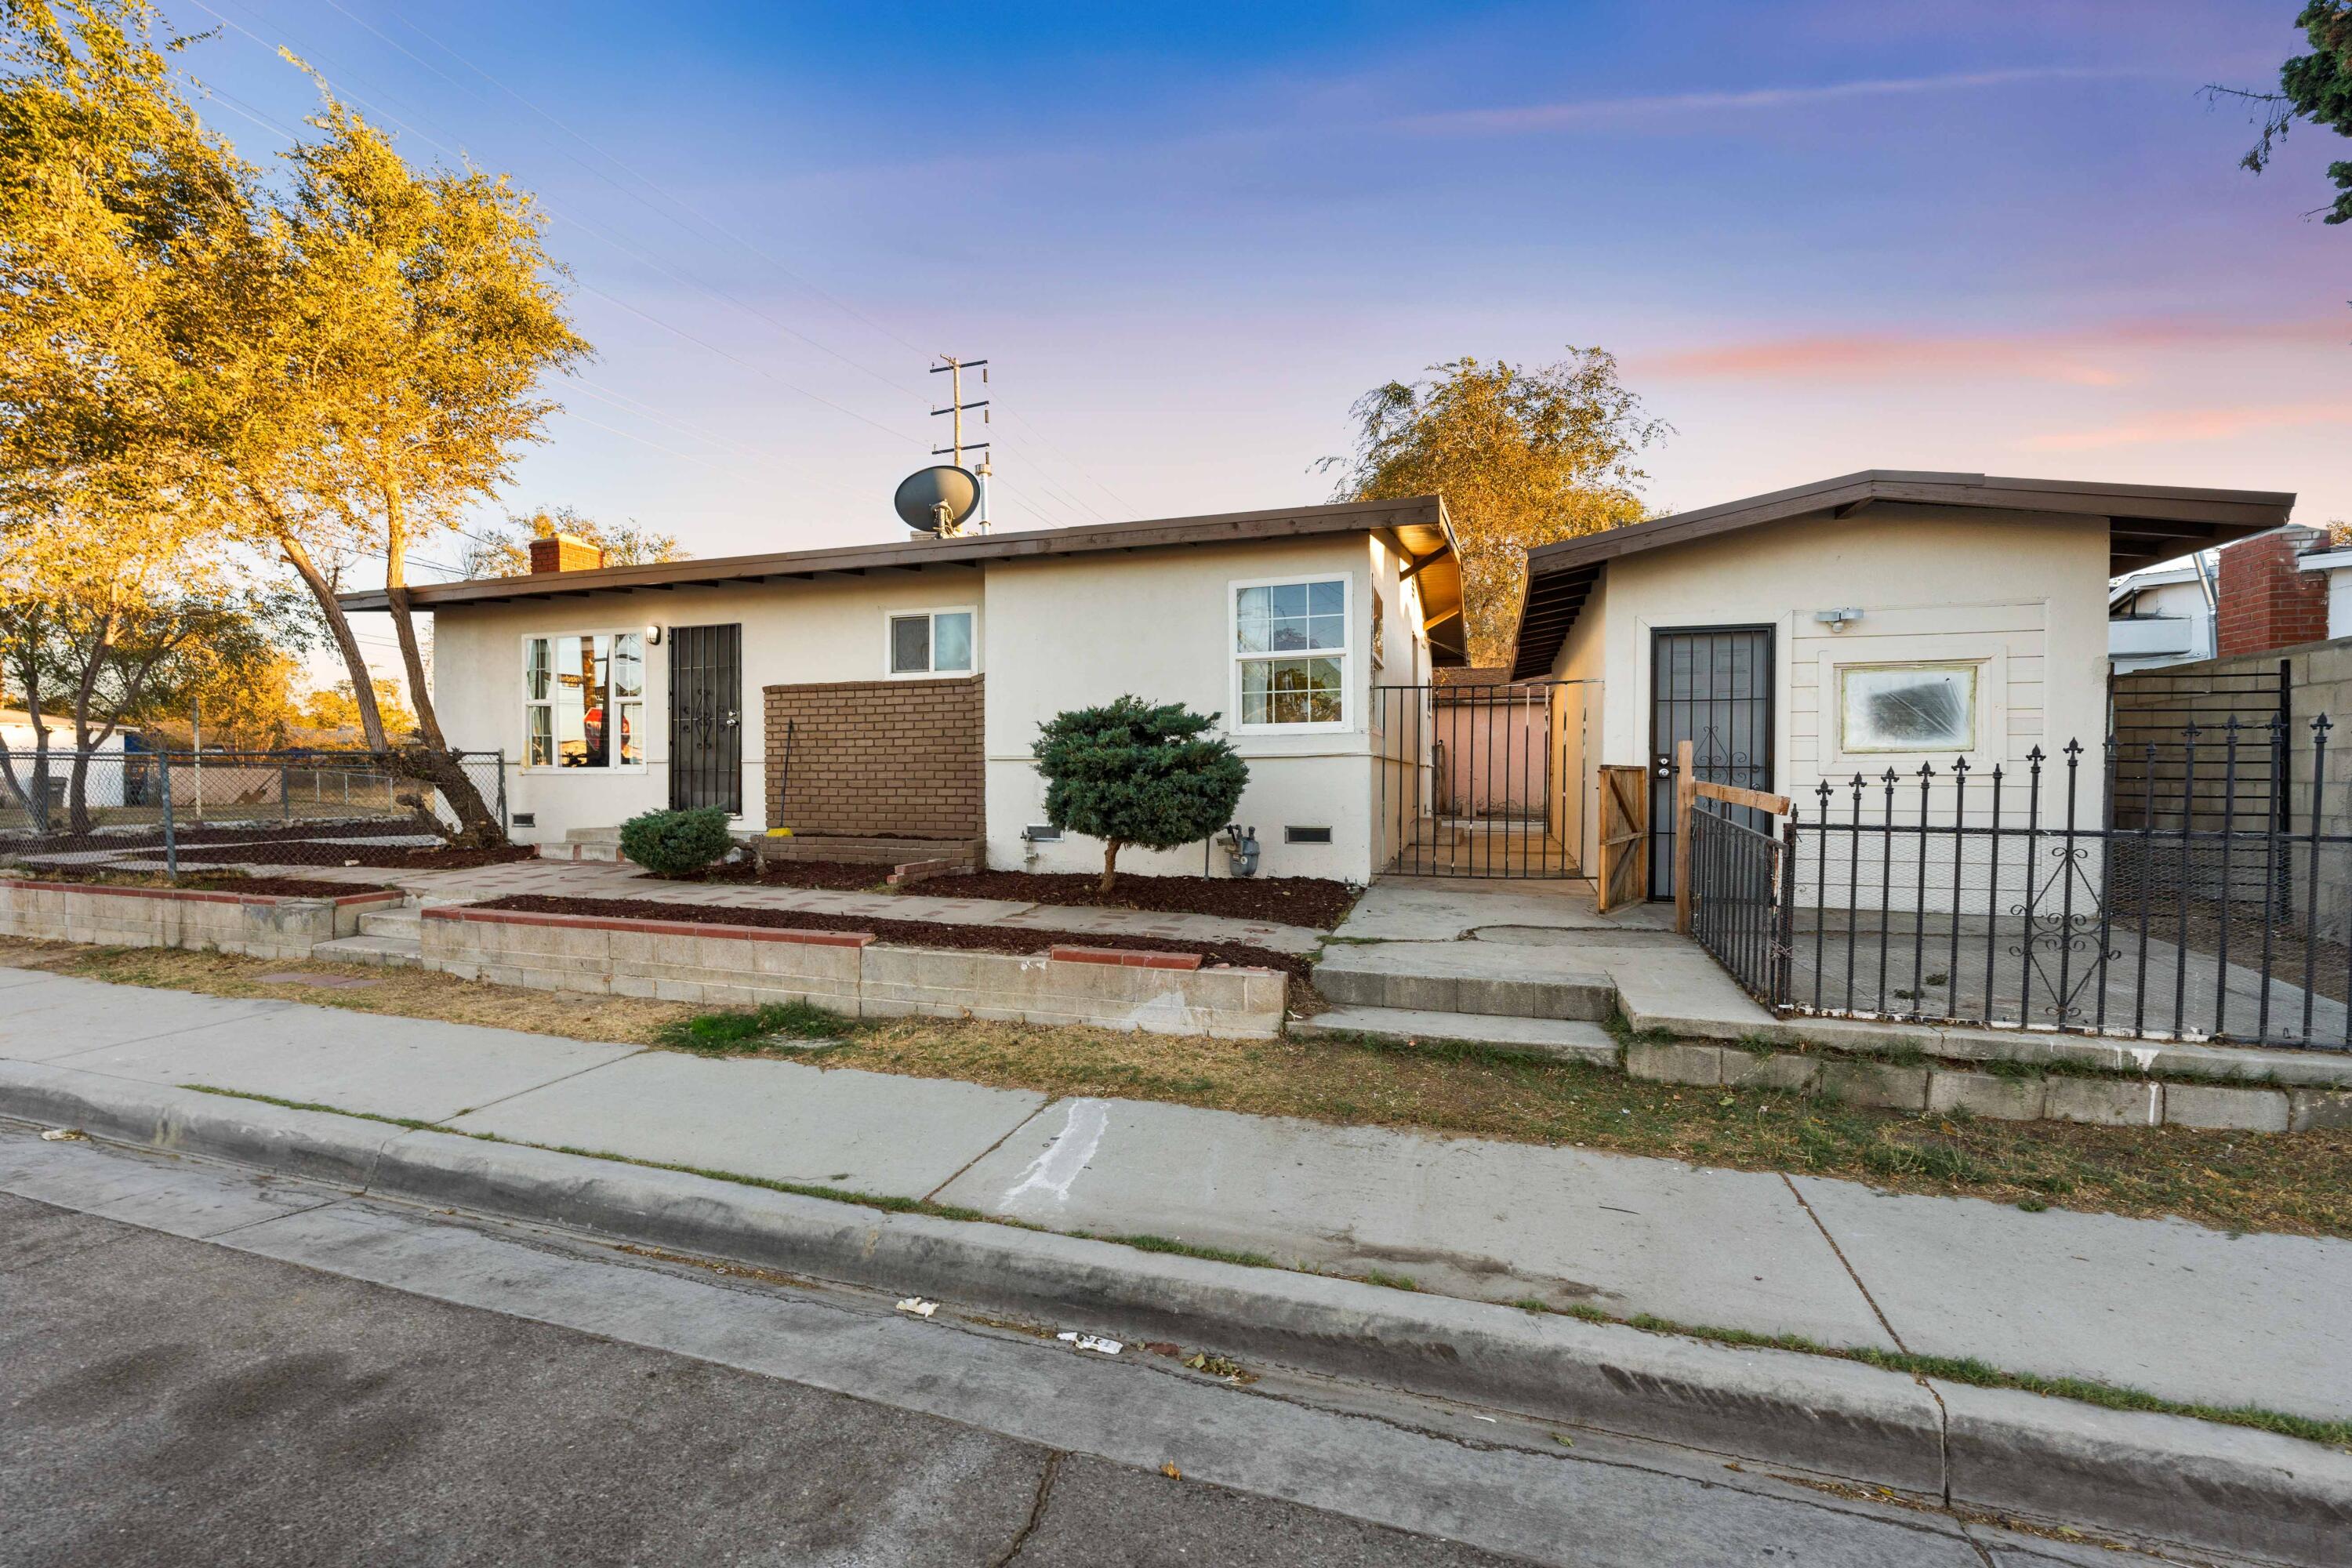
[[930, 356, 992, 533]]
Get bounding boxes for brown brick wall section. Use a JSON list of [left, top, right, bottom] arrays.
[[2216, 527, 2328, 659], [528, 533, 605, 574], [763, 676, 984, 837]]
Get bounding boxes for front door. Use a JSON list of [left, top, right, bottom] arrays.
[[668, 623, 742, 814], [1649, 626, 1773, 898]]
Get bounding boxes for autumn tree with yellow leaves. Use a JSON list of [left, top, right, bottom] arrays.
[[2, 0, 590, 844]]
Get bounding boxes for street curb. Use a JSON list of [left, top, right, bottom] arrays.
[[5, 1059, 2347, 1566]]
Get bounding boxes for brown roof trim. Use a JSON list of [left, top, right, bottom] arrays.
[[1508, 470, 2295, 681], [337, 495, 1451, 612]]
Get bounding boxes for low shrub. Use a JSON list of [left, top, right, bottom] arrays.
[[619, 807, 735, 877]]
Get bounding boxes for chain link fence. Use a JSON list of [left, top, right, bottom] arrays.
[[0, 749, 509, 880]]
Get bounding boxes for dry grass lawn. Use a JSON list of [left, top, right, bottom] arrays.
[[7, 935, 2349, 1240]]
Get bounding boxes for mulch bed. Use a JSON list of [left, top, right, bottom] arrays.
[[471, 893, 1314, 986], [174, 843, 540, 871], [659, 861, 1360, 930], [0, 819, 426, 854], [16, 870, 397, 898]]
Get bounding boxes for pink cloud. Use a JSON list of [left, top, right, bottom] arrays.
[[2020, 402, 2352, 451], [1638, 318, 2341, 387]]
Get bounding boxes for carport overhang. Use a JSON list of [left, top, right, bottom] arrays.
[[1505, 470, 2295, 680]]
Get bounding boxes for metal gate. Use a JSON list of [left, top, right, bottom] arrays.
[[1650, 626, 1774, 898], [668, 623, 742, 815], [1372, 681, 1593, 878]]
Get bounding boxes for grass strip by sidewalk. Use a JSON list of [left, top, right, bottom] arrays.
[[12, 935, 2352, 1240], [144, 1082, 2352, 1453], [1516, 1299, 2352, 1453]]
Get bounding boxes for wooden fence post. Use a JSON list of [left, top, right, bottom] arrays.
[[1674, 738, 1695, 935]]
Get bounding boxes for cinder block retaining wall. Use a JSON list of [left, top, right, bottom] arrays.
[[421, 906, 1285, 1039], [1624, 1040, 2352, 1134], [0, 879, 402, 960]]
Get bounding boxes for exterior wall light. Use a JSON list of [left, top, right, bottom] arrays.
[[1813, 608, 1865, 633]]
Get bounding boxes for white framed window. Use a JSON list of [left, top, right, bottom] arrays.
[[522, 631, 644, 770], [886, 607, 976, 677], [1838, 662, 1979, 753], [1232, 575, 1350, 731]]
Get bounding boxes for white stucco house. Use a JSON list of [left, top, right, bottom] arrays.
[[1507, 471, 2295, 899], [340, 498, 1468, 883]]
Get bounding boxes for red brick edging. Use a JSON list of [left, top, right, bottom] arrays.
[[8, 879, 403, 909], [1047, 944, 1205, 971], [422, 906, 874, 948]]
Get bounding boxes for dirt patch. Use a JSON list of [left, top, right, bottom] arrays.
[[0, 936, 693, 1044], [470, 892, 1315, 987], [658, 862, 1359, 929], [174, 842, 539, 871], [9, 869, 397, 898]]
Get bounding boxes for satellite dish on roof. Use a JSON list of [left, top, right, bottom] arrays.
[[895, 465, 980, 534]]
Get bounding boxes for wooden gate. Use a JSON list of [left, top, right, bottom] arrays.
[[1595, 764, 1648, 912]]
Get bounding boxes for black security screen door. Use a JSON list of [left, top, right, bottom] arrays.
[[669, 624, 742, 814], [1650, 626, 1774, 898]]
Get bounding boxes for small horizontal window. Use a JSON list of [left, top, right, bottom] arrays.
[[889, 609, 975, 676], [1283, 826, 1333, 844]]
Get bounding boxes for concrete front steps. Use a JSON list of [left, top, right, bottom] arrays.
[[310, 905, 421, 967], [1306, 943, 1620, 1060], [1294, 1006, 1616, 1064], [539, 826, 627, 863]]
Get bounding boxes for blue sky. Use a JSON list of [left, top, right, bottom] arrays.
[[156, 0, 2352, 585]]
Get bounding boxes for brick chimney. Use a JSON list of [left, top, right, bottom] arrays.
[[2215, 525, 2328, 658], [528, 532, 605, 575]]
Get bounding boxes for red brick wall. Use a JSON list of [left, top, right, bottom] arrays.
[[2216, 528, 2328, 658], [762, 677, 983, 837], [528, 534, 604, 574]]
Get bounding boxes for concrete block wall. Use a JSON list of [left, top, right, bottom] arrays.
[[0, 879, 396, 960], [763, 676, 983, 841], [420, 906, 1284, 1039]]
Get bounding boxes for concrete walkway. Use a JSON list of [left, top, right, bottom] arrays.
[[5, 965, 2343, 1422], [237, 858, 1330, 955]]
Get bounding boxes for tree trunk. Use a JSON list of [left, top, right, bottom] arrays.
[[270, 521, 387, 751], [380, 481, 502, 845], [1098, 837, 1123, 895], [64, 612, 109, 837]]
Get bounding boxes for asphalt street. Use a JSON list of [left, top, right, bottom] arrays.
[[0, 1128, 2174, 1567]]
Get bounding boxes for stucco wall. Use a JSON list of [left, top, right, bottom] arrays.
[[426, 567, 985, 844], [981, 534, 1406, 882], [1555, 506, 2109, 805]]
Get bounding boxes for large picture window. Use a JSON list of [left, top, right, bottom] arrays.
[[524, 633, 644, 768], [1838, 662, 1977, 753], [1235, 577, 1348, 728]]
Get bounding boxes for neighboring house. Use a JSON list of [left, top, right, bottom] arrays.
[[0, 713, 130, 812], [2108, 554, 2216, 671], [338, 499, 1467, 882], [1507, 470, 2295, 896]]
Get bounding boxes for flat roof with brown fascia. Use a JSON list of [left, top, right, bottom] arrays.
[[339, 495, 1464, 659], [1507, 470, 2296, 680]]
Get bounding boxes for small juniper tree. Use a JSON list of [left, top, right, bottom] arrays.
[[1033, 696, 1249, 893]]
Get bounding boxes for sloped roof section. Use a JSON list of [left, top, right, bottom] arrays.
[[341, 496, 1464, 662], [1508, 470, 2294, 679]]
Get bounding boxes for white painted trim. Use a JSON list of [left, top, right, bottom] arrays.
[[518, 629, 652, 775], [1228, 572, 1352, 736], [883, 604, 981, 680]]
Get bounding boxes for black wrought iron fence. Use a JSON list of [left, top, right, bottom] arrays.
[[0, 748, 508, 877], [1759, 719, 2352, 1051], [1687, 797, 1791, 1005], [1371, 681, 1595, 878]]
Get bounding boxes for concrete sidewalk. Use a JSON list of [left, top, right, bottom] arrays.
[[244, 858, 1331, 955], [4, 965, 2346, 1423]]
